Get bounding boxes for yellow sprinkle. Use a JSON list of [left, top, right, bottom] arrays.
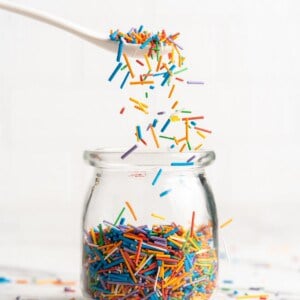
[[156, 55, 162, 72], [196, 130, 206, 139], [220, 218, 233, 229], [123, 53, 135, 78], [130, 80, 154, 85], [133, 105, 149, 114], [90, 228, 97, 244], [194, 143, 203, 151], [150, 126, 160, 148], [236, 295, 269, 299], [168, 84, 176, 99], [144, 54, 152, 71], [170, 115, 180, 122], [129, 97, 149, 108], [151, 213, 166, 220]]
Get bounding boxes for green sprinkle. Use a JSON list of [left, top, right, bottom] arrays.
[[187, 140, 192, 151], [181, 110, 192, 114], [173, 67, 188, 75], [98, 224, 104, 246], [145, 92, 148, 98], [159, 135, 174, 141], [114, 207, 126, 226], [121, 64, 128, 71]]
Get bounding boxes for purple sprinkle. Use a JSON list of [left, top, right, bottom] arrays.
[[167, 37, 184, 50], [187, 155, 196, 162], [121, 144, 138, 159], [146, 123, 152, 131], [187, 81, 204, 84], [142, 291, 156, 300], [157, 111, 165, 115]]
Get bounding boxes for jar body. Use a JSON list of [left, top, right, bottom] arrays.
[[81, 151, 218, 300]]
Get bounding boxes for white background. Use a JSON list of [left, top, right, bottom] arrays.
[[0, 0, 300, 290]]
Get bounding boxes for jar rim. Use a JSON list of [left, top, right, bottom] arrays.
[[84, 147, 215, 169]]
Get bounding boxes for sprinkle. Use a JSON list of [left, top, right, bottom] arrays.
[[152, 168, 163, 186], [125, 201, 138, 221], [190, 211, 195, 237], [117, 39, 124, 62], [159, 135, 174, 140], [196, 130, 206, 139], [236, 295, 269, 299], [194, 143, 203, 151], [187, 155, 196, 162], [220, 218, 233, 229], [179, 143, 186, 152], [160, 119, 171, 133], [152, 118, 158, 128], [194, 127, 212, 134], [159, 189, 172, 197], [150, 126, 160, 148], [151, 213, 166, 220], [168, 84, 176, 99], [136, 125, 143, 140], [136, 59, 144, 66], [175, 77, 184, 82], [119, 107, 125, 114], [156, 55, 163, 72], [123, 53, 135, 78], [120, 71, 130, 89], [182, 116, 204, 121], [171, 101, 179, 109], [130, 80, 155, 85], [187, 80, 204, 84], [171, 162, 194, 166], [144, 54, 152, 71], [173, 67, 188, 75], [114, 207, 126, 225], [121, 144, 138, 159], [108, 62, 123, 81], [185, 119, 189, 141], [157, 111, 165, 115], [90, 228, 97, 244]]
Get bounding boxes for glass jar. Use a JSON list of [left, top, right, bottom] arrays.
[[82, 148, 218, 300]]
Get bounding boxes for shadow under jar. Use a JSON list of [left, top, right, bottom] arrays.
[[82, 149, 218, 300]]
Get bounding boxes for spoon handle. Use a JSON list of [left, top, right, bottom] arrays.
[[0, 0, 103, 45]]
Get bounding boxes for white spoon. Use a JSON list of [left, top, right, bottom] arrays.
[[0, 0, 169, 57]]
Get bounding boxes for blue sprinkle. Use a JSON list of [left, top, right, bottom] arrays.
[[159, 189, 172, 197], [160, 119, 171, 133], [152, 118, 158, 128], [152, 168, 162, 186], [116, 39, 124, 62], [108, 62, 122, 82], [138, 25, 144, 33], [150, 85, 155, 90], [171, 162, 194, 167], [120, 71, 130, 89]]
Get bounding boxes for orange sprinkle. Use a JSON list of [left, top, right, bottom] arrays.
[[163, 63, 172, 76], [179, 143, 186, 153], [120, 249, 137, 283], [190, 211, 195, 237], [156, 55, 163, 72], [177, 136, 186, 143], [171, 101, 179, 109], [182, 116, 204, 121], [16, 279, 28, 284], [185, 119, 189, 141], [123, 53, 135, 78], [135, 239, 143, 265], [125, 201, 138, 221], [150, 125, 160, 148], [130, 80, 155, 85], [134, 105, 149, 114], [168, 84, 176, 99]]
